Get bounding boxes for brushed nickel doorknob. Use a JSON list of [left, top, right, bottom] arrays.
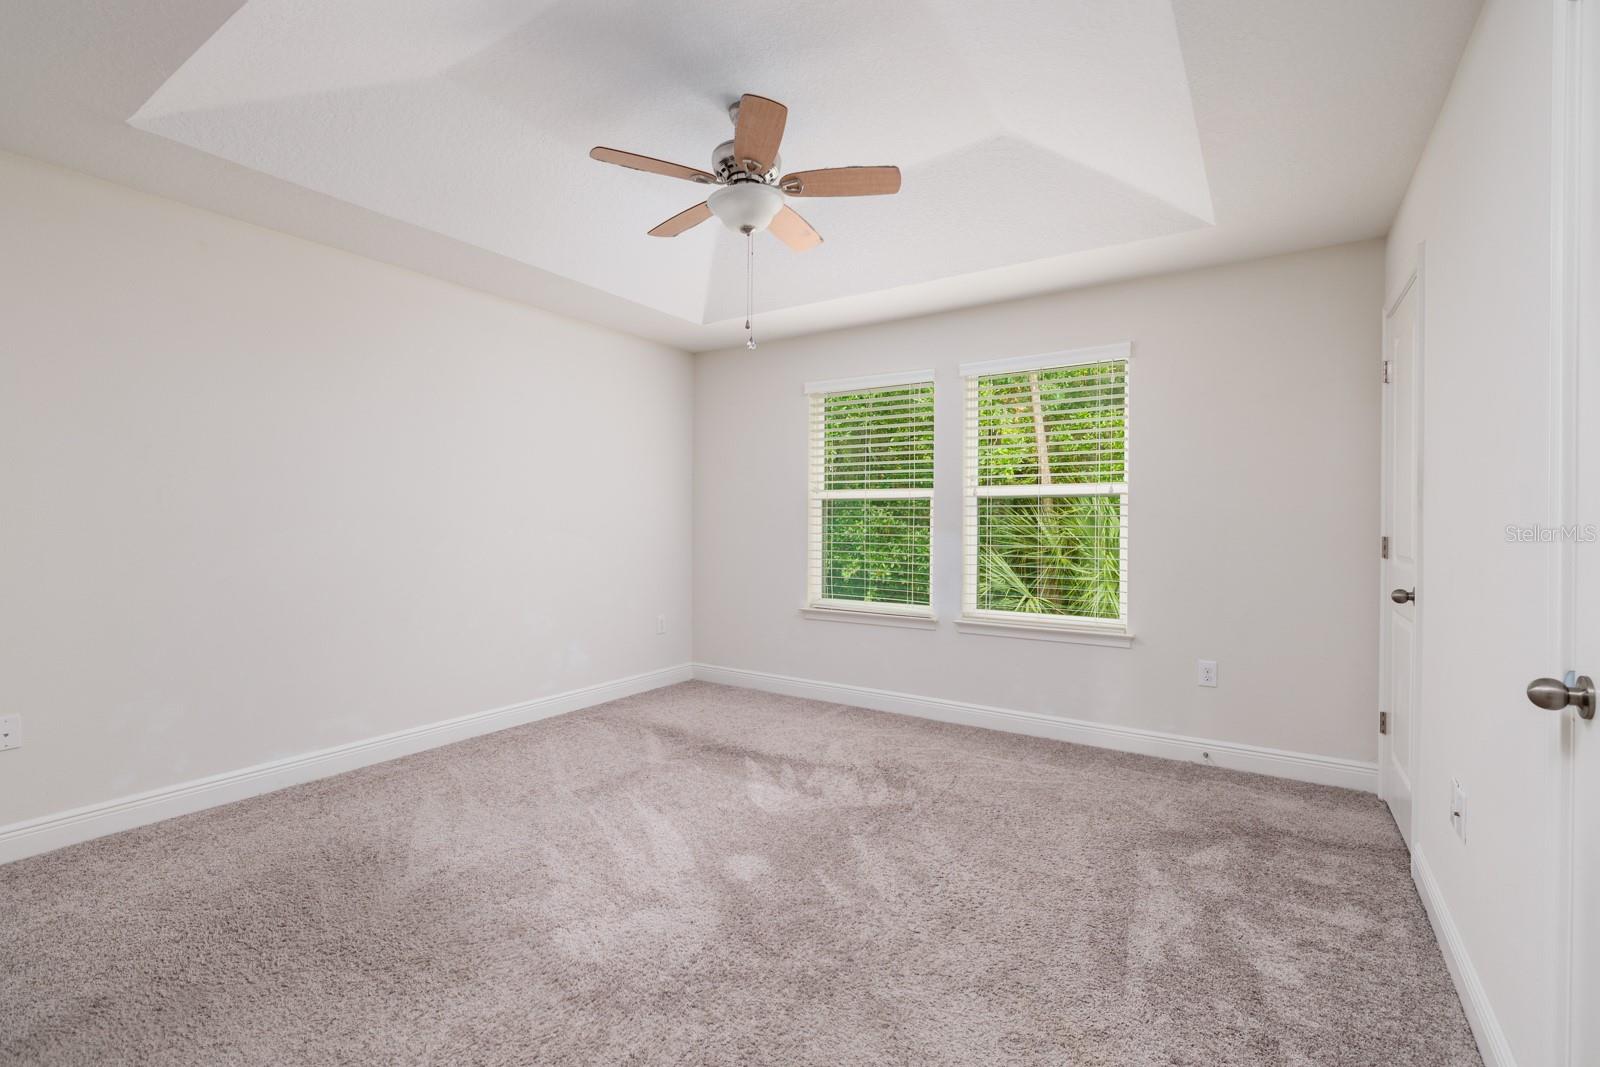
[[1390, 588, 1415, 604], [1526, 675, 1596, 719]]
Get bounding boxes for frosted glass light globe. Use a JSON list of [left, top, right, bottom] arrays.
[[708, 182, 784, 235]]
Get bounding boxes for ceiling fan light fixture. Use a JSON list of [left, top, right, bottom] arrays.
[[590, 92, 898, 351], [708, 182, 784, 235]]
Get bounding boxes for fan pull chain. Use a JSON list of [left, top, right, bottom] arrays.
[[745, 231, 757, 350]]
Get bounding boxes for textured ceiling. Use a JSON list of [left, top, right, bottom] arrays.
[[0, 0, 1482, 349]]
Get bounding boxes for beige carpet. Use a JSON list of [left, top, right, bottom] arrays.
[[2, 681, 1479, 1066]]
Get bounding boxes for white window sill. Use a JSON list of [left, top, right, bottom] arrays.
[[801, 605, 939, 630], [954, 616, 1133, 647]]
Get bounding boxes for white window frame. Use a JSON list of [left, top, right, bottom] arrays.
[[958, 344, 1132, 645], [804, 370, 937, 624]]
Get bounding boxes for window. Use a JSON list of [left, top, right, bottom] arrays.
[[806, 372, 936, 617], [961, 346, 1129, 634]]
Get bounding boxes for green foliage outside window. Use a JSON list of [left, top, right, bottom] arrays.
[[975, 363, 1126, 486], [819, 385, 933, 606], [976, 495, 1122, 619], [975, 362, 1126, 620], [820, 499, 930, 605], [814, 363, 1126, 620]]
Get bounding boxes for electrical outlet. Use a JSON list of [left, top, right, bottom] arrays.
[[1450, 779, 1467, 842], [0, 715, 20, 752], [656, 615, 667, 636], [1197, 660, 1218, 687]]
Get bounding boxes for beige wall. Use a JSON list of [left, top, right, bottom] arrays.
[[1386, 0, 1565, 1061], [694, 240, 1383, 764], [0, 152, 694, 826]]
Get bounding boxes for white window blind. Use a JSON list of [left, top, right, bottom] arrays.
[[806, 375, 935, 614], [962, 351, 1129, 629]]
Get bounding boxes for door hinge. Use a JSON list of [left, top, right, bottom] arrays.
[[1382, 359, 1393, 384], [1379, 711, 1389, 735], [1381, 535, 1390, 559]]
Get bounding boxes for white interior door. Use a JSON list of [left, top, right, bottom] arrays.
[[1566, 4, 1600, 1060], [1381, 274, 1422, 848]]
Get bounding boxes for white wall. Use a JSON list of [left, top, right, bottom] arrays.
[[695, 240, 1383, 764], [1385, 1, 1565, 1063], [0, 151, 693, 827]]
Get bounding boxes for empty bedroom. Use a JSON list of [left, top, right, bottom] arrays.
[[2, 1, 1598, 1065]]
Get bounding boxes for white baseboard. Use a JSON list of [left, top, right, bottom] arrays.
[[692, 663, 1378, 793], [1412, 850, 1515, 1067], [0, 663, 693, 866], [2, 661, 1378, 866]]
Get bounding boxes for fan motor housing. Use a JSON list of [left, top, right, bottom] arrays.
[[712, 140, 779, 184]]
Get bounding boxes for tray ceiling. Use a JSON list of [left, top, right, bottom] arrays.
[[130, 0, 1214, 326], [0, 0, 1481, 349]]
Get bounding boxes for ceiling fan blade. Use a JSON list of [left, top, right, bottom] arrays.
[[769, 206, 822, 252], [733, 94, 787, 173], [648, 202, 713, 237], [590, 147, 716, 184], [779, 166, 902, 197]]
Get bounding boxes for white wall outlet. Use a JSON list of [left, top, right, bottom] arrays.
[[1450, 778, 1467, 842], [656, 615, 667, 636], [0, 715, 20, 751], [1197, 660, 1218, 687]]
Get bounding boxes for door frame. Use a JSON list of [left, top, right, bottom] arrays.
[[1379, 248, 1426, 845]]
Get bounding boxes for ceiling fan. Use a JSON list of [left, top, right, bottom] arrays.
[[589, 93, 903, 254]]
